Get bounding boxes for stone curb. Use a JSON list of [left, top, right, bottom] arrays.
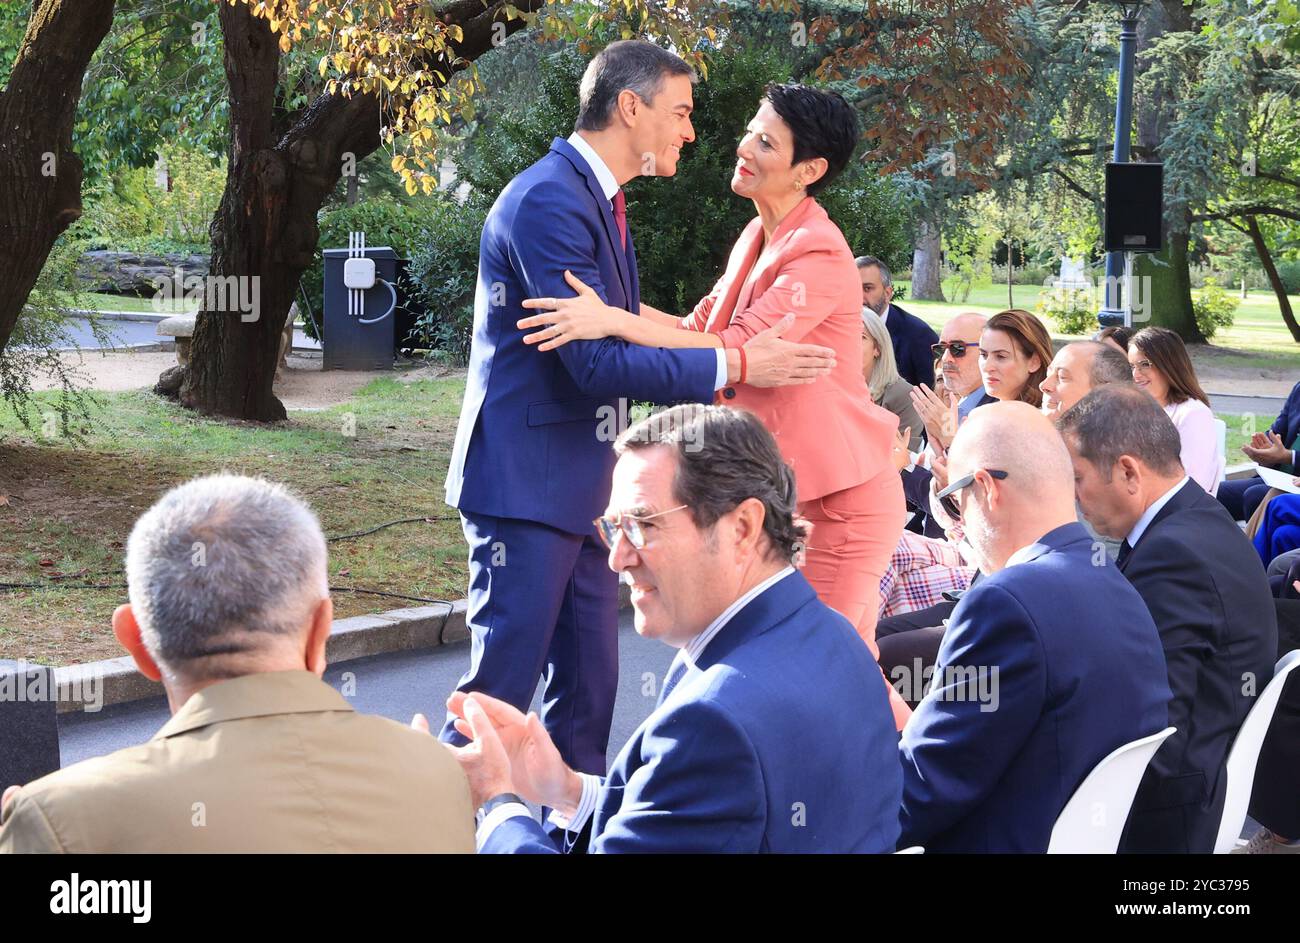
[[51, 583, 632, 714]]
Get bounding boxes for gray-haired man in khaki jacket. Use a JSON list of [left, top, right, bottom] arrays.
[[0, 474, 474, 853]]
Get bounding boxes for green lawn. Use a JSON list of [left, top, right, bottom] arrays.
[[0, 376, 470, 666], [77, 291, 196, 314], [898, 281, 1299, 343]]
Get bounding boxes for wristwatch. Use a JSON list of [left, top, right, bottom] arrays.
[[475, 792, 526, 827]]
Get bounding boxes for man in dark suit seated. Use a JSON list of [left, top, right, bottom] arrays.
[[1218, 379, 1300, 521], [1060, 385, 1280, 853], [856, 255, 938, 389], [898, 401, 1170, 852], [444, 404, 903, 853]]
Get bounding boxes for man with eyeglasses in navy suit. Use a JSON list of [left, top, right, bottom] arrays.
[[440, 405, 903, 854]]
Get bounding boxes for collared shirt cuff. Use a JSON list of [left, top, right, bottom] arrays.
[[547, 773, 600, 835], [713, 349, 728, 390], [475, 802, 532, 851]]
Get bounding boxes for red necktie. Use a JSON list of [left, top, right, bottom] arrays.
[[612, 188, 627, 250]]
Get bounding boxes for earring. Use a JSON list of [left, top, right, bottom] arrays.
[[794, 181, 804, 190]]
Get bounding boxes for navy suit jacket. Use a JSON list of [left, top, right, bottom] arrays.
[[482, 571, 904, 853], [1268, 380, 1300, 473], [899, 523, 1171, 852], [1118, 480, 1278, 853], [886, 302, 939, 389], [444, 138, 717, 535]]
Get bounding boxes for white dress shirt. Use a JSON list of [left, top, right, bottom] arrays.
[[565, 133, 727, 390], [476, 565, 797, 849]]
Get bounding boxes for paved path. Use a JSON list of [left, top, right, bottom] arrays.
[[1209, 392, 1285, 417], [59, 607, 672, 770]]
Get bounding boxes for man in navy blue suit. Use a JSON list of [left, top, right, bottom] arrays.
[[899, 401, 1170, 852], [441, 42, 835, 776], [1218, 379, 1300, 521], [1060, 385, 1278, 852], [443, 405, 903, 853], [856, 255, 938, 388]]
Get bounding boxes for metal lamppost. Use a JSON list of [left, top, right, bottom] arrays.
[[1097, 0, 1146, 328]]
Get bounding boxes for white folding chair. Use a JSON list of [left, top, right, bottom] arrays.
[[1213, 418, 1228, 492], [1214, 649, 1300, 853], [1047, 726, 1177, 854]]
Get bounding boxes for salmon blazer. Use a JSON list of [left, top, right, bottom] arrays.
[[683, 196, 897, 502]]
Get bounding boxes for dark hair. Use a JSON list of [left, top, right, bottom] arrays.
[[1130, 327, 1209, 407], [762, 83, 858, 198], [614, 404, 808, 562], [854, 255, 892, 288], [1057, 384, 1184, 480], [1094, 325, 1132, 350], [984, 309, 1053, 408], [1084, 341, 1134, 388], [575, 40, 696, 133]]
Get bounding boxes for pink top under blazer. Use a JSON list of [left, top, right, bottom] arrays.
[[681, 196, 898, 503]]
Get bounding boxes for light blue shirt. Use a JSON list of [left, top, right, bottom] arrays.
[[566, 133, 727, 391]]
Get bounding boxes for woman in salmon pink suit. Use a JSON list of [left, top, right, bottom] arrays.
[[518, 83, 910, 727]]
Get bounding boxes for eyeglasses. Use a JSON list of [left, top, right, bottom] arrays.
[[1130, 359, 1154, 373], [935, 469, 1009, 521], [931, 341, 981, 359], [593, 505, 688, 551]]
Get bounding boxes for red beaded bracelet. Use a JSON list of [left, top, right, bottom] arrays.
[[738, 347, 747, 385]]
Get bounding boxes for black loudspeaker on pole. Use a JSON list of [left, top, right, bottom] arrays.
[[1104, 162, 1164, 253]]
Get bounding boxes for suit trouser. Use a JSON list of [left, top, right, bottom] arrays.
[[439, 511, 619, 775], [1217, 475, 1272, 522], [798, 468, 910, 728], [1254, 494, 1300, 564], [876, 600, 956, 709]]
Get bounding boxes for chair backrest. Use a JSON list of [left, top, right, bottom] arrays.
[[1214, 418, 1228, 488], [1214, 649, 1300, 853], [1047, 726, 1177, 854]]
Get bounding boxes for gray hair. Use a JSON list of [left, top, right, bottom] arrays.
[[861, 306, 901, 402], [124, 474, 329, 676], [1057, 385, 1184, 480], [614, 404, 808, 562], [854, 255, 892, 289], [575, 40, 696, 133]]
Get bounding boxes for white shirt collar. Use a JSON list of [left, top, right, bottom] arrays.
[[1004, 542, 1040, 569], [679, 566, 796, 668], [1126, 477, 1190, 549], [566, 132, 619, 203]]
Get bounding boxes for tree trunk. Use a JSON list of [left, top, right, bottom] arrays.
[[179, 0, 541, 420], [910, 215, 946, 301], [0, 0, 117, 356], [1245, 215, 1300, 342], [1134, 212, 1203, 341]]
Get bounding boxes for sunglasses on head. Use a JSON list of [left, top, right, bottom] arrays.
[[931, 341, 981, 359], [935, 468, 1009, 521]]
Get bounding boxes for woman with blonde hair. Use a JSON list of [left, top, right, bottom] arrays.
[[862, 307, 923, 452]]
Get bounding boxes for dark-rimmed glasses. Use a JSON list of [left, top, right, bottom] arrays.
[[935, 469, 1009, 521], [594, 505, 688, 551]]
